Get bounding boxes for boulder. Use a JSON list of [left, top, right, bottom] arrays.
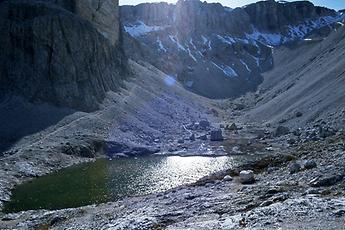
[[198, 134, 207, 140], [240, 170, 255, 184], [274, 126, 290, 137], [210, 129, 224, 141], [289, 162, 301, 174], [223, 175, 233, 181], [310, 174, 344, 187], [295, 111, 303, 117], [199, 120, 210, 130], [226, 123, 237, 131], [287, 138, 296, 145], [319, 127, 336, 138], [304, 160, 317, 170]]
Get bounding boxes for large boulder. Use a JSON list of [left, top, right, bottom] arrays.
[[240, 170, 255, 184], [210, 129, 223, 141], [274, 126, 290, 137], [0, 0, 127, 111]]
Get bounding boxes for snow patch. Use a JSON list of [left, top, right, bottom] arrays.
[[157, 37, 167, 53], [187, 48, 197, 62], [246, 27, 283, 46], [124, 21, 167, 37], [217, 35, 235, 45], [240, 59, 251, 72], [245, 14, 345, 46], [201, 36, 212, 50], [169, 35, 187, 52], [212, 62, 238, 78]]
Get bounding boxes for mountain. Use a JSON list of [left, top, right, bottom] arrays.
[[121, 0, 345, 99], [0, 0, 127, 111]]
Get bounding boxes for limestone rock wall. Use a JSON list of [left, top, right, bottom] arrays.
[[0, 0, 126, 111], [49, 0, 119, 46]]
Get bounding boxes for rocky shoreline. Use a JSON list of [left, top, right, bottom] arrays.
[[0, 132, 344, 229]]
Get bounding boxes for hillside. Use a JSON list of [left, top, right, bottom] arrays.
[[244, 24, 345, 129]]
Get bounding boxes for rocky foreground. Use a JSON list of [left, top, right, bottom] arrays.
[[0, 131, 344, 229]]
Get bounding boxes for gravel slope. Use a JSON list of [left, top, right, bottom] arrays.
[[244, 26, 345, 129]]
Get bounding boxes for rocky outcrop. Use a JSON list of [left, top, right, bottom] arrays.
[[121, 0, 343, 99], [244, 0, 336, 32], [49, 0, 120, 46], [0, 0, 126, 111]]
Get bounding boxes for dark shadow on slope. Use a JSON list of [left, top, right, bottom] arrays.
[[0, 96, 75, 153]]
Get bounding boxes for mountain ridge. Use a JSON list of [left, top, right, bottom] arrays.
[[121, 0, 344, 99]]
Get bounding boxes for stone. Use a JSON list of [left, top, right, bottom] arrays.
[[223, 175, 233, 181], [198, 135, 207, 140], [240, 170, 255, 184], [267, 167, 278, 174], [304, 160, 317, 169], [319, 127, 336, 138], [295, 111, 303, 117], [293, 129, 302, 136], [210, 130, 224, 141], [226, 123, 238, 131], [199, 120, 210, 129], [287, 138, 296, 145], [189, 134, 196, 141], [274, 126, 290, 137], [177, 139, 184, 144], [310, 174, 344, 187], [289, 162, 301, 174]]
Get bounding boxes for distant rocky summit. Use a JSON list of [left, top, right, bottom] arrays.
[[0, 0, 127, 111], [121, 0, 344, 99]]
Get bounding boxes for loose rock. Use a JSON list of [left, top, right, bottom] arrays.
[[240, 170, 255, 184], [310, 174, 344, 187], [274, 126, 290, 137], [289, 162, 301, 174], [304, 160, 317, 170], [226, 123, 237, 131], [210, 130, 224, 141], [223, 175, 233, 181], [189, 134, 196, 141], [199, 120, 210, 130], [198, 134, 207, 140]]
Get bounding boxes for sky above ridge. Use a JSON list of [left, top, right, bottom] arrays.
[[120, 0, 345, 10]]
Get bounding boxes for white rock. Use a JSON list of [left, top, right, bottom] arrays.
[[223, 175, 233, 181]]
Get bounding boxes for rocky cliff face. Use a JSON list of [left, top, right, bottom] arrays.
[[0, 0, 126, 111], [49, 0, 120, 46], [121, 0, 344, 99]]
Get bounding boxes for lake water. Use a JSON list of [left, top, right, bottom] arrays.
[[4, 155, 258, 213]]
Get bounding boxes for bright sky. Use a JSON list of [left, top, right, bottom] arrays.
[[119, 0, 345, 10]]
